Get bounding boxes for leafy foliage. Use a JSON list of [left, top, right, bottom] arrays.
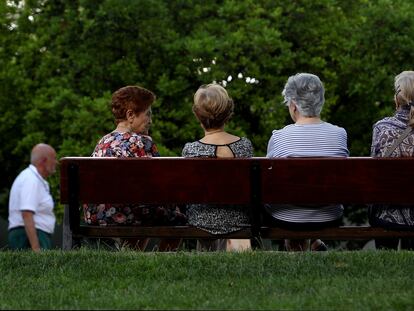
[[1, 0, 414, 219]]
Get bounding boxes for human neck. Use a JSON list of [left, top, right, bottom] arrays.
[[33, 164, 47, 179], [295, 116, 322, 125], [115, 121, 131, 133], [204, 128, 225, 136]]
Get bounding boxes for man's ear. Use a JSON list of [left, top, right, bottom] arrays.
[[39, 156, 48, 166]]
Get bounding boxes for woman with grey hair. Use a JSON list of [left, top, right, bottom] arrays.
[[265, 73, 349, 251]]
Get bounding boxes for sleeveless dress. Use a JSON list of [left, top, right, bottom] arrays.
[[182, 137, 254, 234]]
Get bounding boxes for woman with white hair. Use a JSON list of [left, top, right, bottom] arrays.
[[265, 73, 349, 251], [369, 70, 414, 250]]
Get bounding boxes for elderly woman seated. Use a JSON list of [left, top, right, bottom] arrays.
[[369, 70, 414, 250], [265, 73, 349, 251], [182, 83, 254, 251], [84, 85, 186, 251]]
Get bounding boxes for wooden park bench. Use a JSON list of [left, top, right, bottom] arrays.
[[60, 157, 414, 250]]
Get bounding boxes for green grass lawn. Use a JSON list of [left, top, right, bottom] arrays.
[[0, 250, 413, 310]]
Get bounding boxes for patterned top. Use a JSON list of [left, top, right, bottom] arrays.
[[266, 122, 349, 223], [371, 106, 414, 157], [84, 131, 187, 226], [182, 137, 254, 158], [370, 106, 414, 227], [92, 132, 160, 157], [182, 137, 254, 234]]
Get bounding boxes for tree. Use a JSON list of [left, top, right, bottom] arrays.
[[1, 0, 414, 221]]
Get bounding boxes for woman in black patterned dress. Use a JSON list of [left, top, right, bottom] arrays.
[[182, 83, 254, 251]]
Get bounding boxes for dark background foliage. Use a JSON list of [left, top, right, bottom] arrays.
[[1, 0, 413, 220]]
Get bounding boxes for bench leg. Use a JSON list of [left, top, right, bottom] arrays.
[[62, 205, 79, 250]]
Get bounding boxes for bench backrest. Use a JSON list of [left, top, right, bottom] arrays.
[[61, 157, 414, 206], [60, 157, 253, 205], [260, 157, 413, 204]]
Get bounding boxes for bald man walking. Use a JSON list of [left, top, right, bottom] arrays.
[[8, 144, 58, 251]]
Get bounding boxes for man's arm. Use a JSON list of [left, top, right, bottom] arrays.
[[22, 211, 40, 252]]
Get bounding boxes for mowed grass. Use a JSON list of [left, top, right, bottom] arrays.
[[0, 250, 413, 310]]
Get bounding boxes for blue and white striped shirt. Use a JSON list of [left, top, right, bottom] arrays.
[[267, 122, 349, 158], [266, 122, 349, 223]]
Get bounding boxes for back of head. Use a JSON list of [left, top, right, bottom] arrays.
[[282, 73, 325, 117], [30, 143, 55, 165], [111, 86, 156, 124], [394, 71, 414, 127], [193, 83, 234, 130]]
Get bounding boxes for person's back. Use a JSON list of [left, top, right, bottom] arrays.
[[267, 122, 348, 158], [84, 86, 186, 251], [182, 83, 253, 251], [265, 73, 348, 251], [9, 168, 55, 233], [8, 143, 57, 252], [183, 135, 253, 158], [370, 71, 414, 250], [182, 136, 253, 234]]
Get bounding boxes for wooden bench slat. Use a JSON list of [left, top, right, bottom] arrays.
[[261, 226, 414, 239], [261, 158, 414, 204], [73, 225, 414, 240], [60, 157, 252, 204], [75, 226, 253, 239]]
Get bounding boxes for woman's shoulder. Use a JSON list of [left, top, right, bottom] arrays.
[[270, 124, 296, 135], [231, 137, 253, 148], [182, 141, 215, 157], [268, 123, 347, 146], [96, 131, 142, 143], [182, 140, 202, 151], [230, 137, 254, 157], [373, 116, 403, 129], [183, 140, 202, 147], [321, 122, 348, 135], [93, 131, 159, 157], [92, 132, 118, 157], [96, 131, 117, 143], [237, 136, 252, 143]]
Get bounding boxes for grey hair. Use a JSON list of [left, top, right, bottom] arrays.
[[282, 73, 325, 117]]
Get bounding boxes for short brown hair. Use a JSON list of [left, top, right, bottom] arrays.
[[111, 86, 156, 123], [192, 84, 234, 130]]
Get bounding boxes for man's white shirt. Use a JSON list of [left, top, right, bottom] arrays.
[[8, 164, 55, 233]]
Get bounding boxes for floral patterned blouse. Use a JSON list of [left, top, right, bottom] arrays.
[[92, 131, 160, 157], [83, 131, 187, 226]]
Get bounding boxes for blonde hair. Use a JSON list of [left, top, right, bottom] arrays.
[[395, 71, 414, 127], [192, 84, 234, 130]]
